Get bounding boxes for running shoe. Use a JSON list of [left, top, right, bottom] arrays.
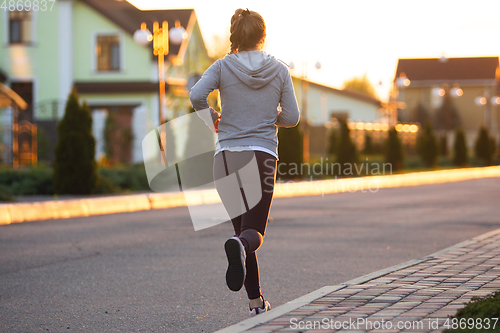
[[224, 236, 246, 291], [249, 296, 271, 316]]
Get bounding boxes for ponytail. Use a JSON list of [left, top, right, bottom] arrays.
[[229, 8, 266, 54]]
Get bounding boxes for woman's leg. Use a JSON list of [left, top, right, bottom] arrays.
[[213, 152, 243, 236], [239, 151, 276, 299], [214, 150, 277, 299]]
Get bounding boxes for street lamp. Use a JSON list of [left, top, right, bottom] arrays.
[[395, 73, 411, 88], [393, 73, 411, 124], [475, 92, 500, 130], [134, 20, 187, 126], [288, 61, 321, 163]]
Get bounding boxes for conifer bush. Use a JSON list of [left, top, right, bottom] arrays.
[[474, 126, 492, 165], [277, 122, 303, 179], [327, 128, 337, 158], [384, 127, 404, 172], [53, 88, 98, 194], [417, 121, 438, 168], [453, 129, 467, 167], [336, 119, 357, 174], [363, 132, 374, 155], [440, 135, 448, 157]]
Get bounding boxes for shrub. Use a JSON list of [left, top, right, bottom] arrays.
[[363, 132, 374, 155], [94, 174, 121, 194], [474, 126, 492, 165], [0, 167, 54, 195], [327, 128, 337, 157], [440, 134, 448, 157], [453, 129, 468, 167], [0, 184, 15, 202], [490, 137, 497, 159], [277, 122, 303, 179], [336, 119, 357, 174], [98, 164, 149, 192], [384, 127, 404, 172], [444, 291, 500, 333], [53, 88, 98, 194], [417, 121, 438, 167]]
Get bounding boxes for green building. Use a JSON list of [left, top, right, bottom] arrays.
[[0, 0, 211, 164]]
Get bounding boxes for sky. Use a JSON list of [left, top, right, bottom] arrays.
[[128, 0, 500, 101]]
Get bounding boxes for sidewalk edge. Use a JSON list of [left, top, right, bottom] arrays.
[[213, 227, 500, 333], [2, 166, 500, 226]]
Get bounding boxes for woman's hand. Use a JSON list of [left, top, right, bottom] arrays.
[[214, 113, 221, 133]]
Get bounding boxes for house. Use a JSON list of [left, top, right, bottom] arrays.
[[291, 76, 383, 156], [0, 0, 211, 164], [393, 57, 500, 147]]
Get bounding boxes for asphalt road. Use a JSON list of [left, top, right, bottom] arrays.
[[1, 178, 499, 333]]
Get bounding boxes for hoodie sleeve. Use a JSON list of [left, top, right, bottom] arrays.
[[189, 60, 221, 126], [276, 69, 300, 128]]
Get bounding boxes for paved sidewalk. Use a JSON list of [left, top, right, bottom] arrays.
[[217, 229, 500, 333]]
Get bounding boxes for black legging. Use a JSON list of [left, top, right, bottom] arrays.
[[213, 150, 276, 299]]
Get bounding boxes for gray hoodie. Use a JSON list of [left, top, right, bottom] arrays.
[[189, 50, 300, 157]]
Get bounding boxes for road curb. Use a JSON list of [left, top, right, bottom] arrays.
[[213, 227, 500, 333], [1, 166, 500, 225]]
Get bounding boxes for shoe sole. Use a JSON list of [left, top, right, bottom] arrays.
[[225, 238, 245, 291]]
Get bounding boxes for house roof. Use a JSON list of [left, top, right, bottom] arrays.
[[292, 76, 382, 107], [395, 57, 500, 82], [79, 0, 194, 58]]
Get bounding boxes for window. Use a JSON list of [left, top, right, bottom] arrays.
[[9, 11, 32, 44], [96, 35, 121, 72]]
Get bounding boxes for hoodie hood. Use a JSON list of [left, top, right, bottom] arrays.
[[224, 51, 283, 89]]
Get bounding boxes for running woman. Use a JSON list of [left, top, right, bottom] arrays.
[[190, 8, 300, 316]]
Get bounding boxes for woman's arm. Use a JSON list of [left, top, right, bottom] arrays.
[[189, 60, 221, 127], [276, 70, 300, 128]]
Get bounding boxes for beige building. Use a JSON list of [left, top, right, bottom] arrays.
[[393, 57, 500, 147], [291, 77, 383, 156]]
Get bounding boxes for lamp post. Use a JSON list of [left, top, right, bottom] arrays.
[[475, 92, 500, 131], [288, 61, 321, 163], [134, 20, 187, 127], [394, 73, 411, 124]]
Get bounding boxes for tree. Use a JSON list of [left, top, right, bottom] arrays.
[[411, 103, 430, 125], [416, 121, 438, 168], [453, 129, 467, 167], [342, 73, 377, 98], [336, 119, 357, 175], [475, 126, 492, 165], [327, 128, 337, 157], [277, 123, 303, 179], [489, 137, 497, 160], [384, 127, 404, 172], [434, 93, 461, 131], [53, 88, 98, 194], [363, 132, 374, 155], [439, 135, 448, 157]]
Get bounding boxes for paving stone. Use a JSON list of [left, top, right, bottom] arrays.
[[372, 295, 404, 302], [236, 232, 500, 332]]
